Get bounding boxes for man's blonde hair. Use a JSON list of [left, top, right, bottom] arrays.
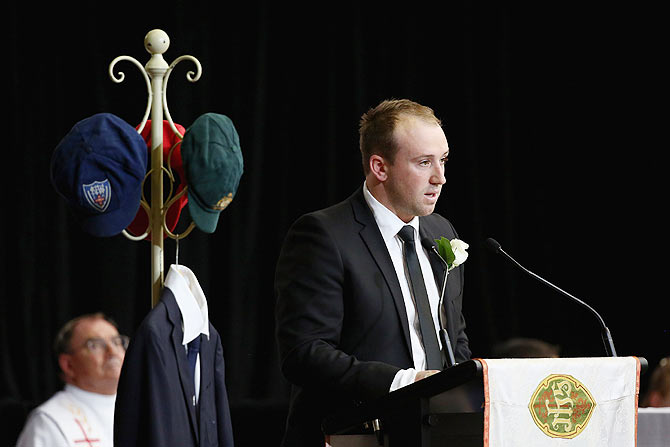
[[359, 99, 442, 174]]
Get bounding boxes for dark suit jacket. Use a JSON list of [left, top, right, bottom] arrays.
[[275, 186, 471, 446], [114, 288, 234, 447]]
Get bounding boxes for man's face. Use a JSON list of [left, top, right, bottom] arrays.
[[382, 118, 449, 222], [59, 317, 126, 395]]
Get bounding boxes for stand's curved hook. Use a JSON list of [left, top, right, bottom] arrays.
[[163, 55, 202, 136], [108, 56, 153, 134]]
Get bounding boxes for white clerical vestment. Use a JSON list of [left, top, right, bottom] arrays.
[[16, 384, 116, 447]]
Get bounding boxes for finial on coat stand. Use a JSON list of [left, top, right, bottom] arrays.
[[145, 29, 170, 54], [144, 29, 170, 71]]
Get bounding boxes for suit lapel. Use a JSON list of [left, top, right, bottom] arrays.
[[164, 289, 200, 444], [350, 188, 413, 356]]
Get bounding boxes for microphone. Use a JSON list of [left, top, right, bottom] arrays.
[[421, 238, 458, 367], [485, 238, 617, 357]]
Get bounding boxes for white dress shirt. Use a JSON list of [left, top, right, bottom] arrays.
[[362, 182, 444, 391], [164, 264, 210, 404]]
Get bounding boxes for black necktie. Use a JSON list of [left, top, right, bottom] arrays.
[[397, 225, 443, 370], [187, 335, 201, 387], [187, 335, 201, 426]]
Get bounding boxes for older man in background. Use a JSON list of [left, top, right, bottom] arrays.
[[16, 313, 127, 447]]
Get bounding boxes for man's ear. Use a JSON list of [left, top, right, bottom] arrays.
[[369, 154, 388, 182], [58, 353, 75, 381]]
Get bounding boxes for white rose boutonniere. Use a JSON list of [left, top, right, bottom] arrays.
[[434, 237, 469, 271]]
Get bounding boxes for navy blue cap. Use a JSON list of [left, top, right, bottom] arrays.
[[50, 113, 148, 237], [182, 113, 243, 234]]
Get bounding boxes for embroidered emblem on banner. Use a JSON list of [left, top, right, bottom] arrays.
[[528, 374, 595, 439], [82, 180, 111, 212]]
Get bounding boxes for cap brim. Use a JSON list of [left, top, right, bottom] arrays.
[[186, 190, 220, 234]]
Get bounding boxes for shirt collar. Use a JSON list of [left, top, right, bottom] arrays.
[[65, 384, 116, 405], [362, 181, 420, 241], [164, 264, 210, 345]]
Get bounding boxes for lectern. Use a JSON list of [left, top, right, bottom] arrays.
[[323, 357, 645, 447], [323, 359, 485, 447]]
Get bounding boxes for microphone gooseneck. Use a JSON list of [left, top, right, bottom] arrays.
[[486, 237, 617, 357]]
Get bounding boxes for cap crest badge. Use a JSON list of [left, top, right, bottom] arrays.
[[212, 193, 233, 211], [82, 179, 112, 212]]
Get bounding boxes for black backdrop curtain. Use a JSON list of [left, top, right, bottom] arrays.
[[4, 3, 667, 445]]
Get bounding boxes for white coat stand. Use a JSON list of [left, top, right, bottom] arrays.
[[108, 29, 201, 307]]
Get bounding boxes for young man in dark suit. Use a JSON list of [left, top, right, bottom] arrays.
[[275, 99, 472, 446]]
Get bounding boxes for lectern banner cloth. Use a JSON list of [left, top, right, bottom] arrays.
[[480, 357, 640, 447]]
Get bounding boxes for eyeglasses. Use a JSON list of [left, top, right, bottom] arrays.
[[78, 335, 130, 353]]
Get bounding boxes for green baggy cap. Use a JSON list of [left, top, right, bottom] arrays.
[[181, 113, 244, 233]]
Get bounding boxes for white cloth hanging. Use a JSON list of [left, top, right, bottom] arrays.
[[480, 357, 640, 447]]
